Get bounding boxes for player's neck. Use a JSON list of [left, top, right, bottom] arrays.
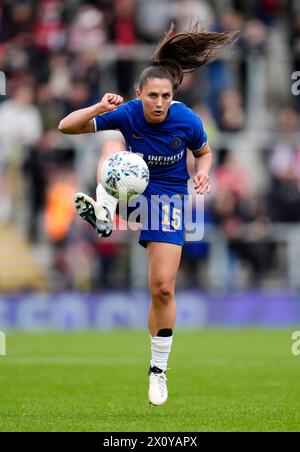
[[143, 112, 169, 124]]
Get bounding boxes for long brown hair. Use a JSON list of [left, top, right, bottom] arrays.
[[139, 22, 238, 91]]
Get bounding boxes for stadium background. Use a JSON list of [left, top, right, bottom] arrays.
[[0, 0, 300, 432]]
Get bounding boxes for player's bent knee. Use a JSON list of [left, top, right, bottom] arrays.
[[151, 282, 174, 304]]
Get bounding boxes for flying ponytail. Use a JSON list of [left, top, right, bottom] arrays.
[[139, 22, 238, 91]]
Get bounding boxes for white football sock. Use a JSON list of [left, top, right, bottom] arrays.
[[96, 183, 118, 220], [150, 335, 173, 372]]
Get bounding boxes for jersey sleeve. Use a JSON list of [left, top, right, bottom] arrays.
[[93, 105, 127, 132], [187, 114, 208, 156]]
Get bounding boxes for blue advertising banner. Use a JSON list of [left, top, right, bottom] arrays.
[[0, 291, 299, 331]]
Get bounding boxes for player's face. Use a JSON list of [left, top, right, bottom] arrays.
[[136, 78, 173, 124]]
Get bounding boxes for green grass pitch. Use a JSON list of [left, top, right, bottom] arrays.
[[0, 330, 299, 432]]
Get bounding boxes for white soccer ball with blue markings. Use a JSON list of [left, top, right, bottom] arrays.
[[100, 151, 149, 201]]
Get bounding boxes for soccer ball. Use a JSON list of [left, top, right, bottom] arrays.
[[99, 151, 149, 201]]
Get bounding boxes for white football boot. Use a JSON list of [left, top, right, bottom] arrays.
[[74, 192, 113, 238], [148, 367, 168, 406]]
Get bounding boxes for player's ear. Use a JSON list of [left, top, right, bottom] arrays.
[[136, 88, 141, 99]]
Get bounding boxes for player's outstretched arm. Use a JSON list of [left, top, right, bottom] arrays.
[[193, 143, 212, 195], [58, 93, 123, 134]]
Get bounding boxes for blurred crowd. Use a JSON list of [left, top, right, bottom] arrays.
[[1, 0, 300, 290]]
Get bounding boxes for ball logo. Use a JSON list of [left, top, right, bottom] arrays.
[[106, 168, 121, 192]]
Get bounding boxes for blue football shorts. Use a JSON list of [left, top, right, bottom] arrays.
[[117, 182, 187, 248]]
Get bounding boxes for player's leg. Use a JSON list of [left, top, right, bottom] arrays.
[[146, 241, 182, 405], [148, 242, 180, 336], [95, 137, 125, 183], [75, 131, 125, 237], [95, 137, 125, 227]]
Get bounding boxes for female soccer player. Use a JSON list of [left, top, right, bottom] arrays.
[[59, 23, 235, 406]]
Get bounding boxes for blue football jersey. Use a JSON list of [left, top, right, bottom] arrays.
[[93, 99, 207, 193]]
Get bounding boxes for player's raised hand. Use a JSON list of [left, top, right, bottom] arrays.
[[193, 172, 211, 195], [99, 93, 124, 111]]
